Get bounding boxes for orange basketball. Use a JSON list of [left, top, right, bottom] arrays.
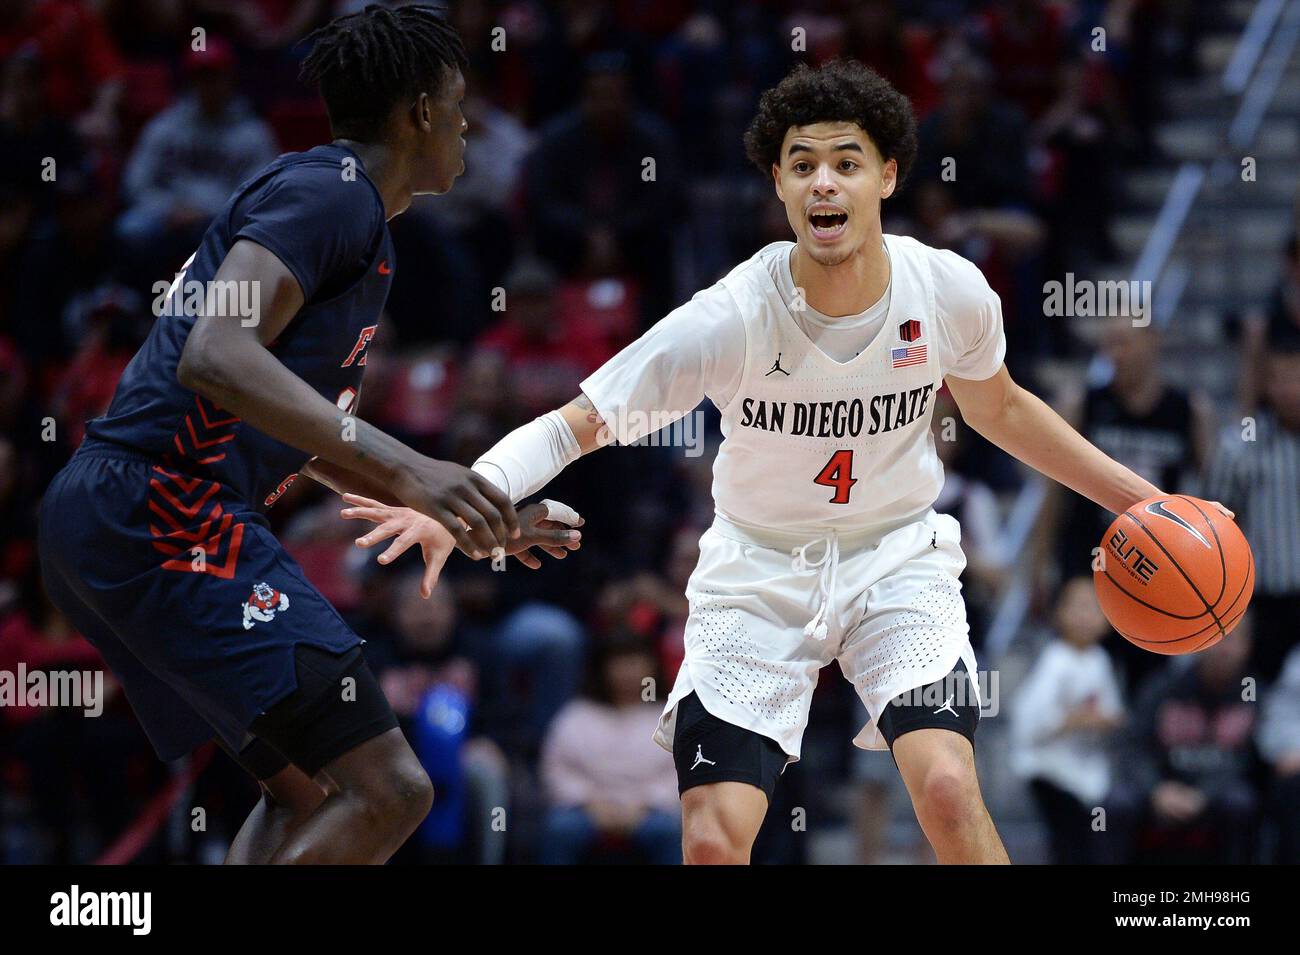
[[1093, 494, 1254, 655]]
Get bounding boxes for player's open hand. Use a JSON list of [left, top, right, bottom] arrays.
[[1207, 500, 1235, 520], [341, 492, 455, 598], [342, 494, 583, 591]]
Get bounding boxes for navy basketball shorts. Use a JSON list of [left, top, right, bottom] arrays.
[[37, 444, 389, 772]]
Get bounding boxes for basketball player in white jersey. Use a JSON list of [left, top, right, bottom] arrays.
[[343, 60, 1232, 864]]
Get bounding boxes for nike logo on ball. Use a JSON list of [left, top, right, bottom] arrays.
[[1143, 500, 1211, 549]]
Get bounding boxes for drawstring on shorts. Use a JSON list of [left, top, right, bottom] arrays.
[[791, 531, 839, 641]]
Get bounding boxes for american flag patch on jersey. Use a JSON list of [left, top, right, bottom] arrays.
[[890, 344, 927, 368]]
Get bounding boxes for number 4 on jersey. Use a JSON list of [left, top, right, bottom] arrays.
[[814, 449, 857, 504]]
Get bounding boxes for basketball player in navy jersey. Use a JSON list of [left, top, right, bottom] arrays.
[[37, 6, 579, 864]]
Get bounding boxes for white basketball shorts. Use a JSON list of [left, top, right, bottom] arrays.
[[654, 508, 980, 760]]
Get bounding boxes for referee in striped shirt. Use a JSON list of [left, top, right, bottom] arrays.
[[1207, 340, 1300, 683]]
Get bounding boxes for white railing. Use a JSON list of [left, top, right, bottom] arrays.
[[982, 477, 1048, 663]]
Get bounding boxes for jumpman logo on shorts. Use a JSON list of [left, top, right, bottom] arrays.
[[691, 744, 717, 770], [765, 352, 790, 376], [934, 694, 959, 718]]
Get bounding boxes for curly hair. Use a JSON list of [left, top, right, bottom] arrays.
[[743, 59, 918, 189]]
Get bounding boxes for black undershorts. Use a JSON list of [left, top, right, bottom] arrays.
[[219, 644, 398, 780], [670, 658, 981, 799]]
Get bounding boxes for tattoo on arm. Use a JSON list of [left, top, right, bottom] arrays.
[[572, 393, 603, 426]]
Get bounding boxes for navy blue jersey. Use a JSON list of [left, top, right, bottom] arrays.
[[85, 143, 394, 510]]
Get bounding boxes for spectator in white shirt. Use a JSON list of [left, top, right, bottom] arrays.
[[1011, 576, 1125, 863]]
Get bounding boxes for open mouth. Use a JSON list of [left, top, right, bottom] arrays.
[[808, 208, 848, 239]]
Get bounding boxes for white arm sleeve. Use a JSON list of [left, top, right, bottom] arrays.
[[473, 283, 743, 501], [578, 282, 744, 445], [932, 248, 1007, 381], [472, 410, 581, 503]]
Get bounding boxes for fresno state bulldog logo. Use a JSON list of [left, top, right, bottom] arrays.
[[242, 581, 290, 630]]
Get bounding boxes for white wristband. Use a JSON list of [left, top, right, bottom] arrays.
[[472, 410, 581, 503]]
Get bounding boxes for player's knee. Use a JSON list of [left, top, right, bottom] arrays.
[[682, 817, 748, 865], [383, 756, 435, 829], [348, 753, 434, 834], [683, 831, 745, 865], [914, 760, 981, 833]]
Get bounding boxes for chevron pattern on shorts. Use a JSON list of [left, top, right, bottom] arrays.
[[148, 464, 245, 578]]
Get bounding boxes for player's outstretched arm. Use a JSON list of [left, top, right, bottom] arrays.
[[300, 456, 401, 504], [309, 360, 626, 583], [945, 365, 1234, 518], [467, 392, 614, 503], [470, 285, 732, 500], [176, 238, 519, 557], [341, 494, 583, 595], [377, 390, 603, 579]]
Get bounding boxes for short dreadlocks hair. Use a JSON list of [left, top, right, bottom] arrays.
[[743, 60, 917, 189], [299, 4, 467, 142]]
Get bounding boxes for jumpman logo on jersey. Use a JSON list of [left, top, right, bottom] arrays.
[[765, 352, 790, 376], [934, 694, 959, 718], [931, 531, 937, 549], [690, 745, 717, 770]]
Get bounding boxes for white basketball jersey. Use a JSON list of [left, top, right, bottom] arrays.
[[711, 235, 950, 536]]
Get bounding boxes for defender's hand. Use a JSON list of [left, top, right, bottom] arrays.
[[393, 458, 520, 558], [342, 493, 456, 598], [342, 495, 582, 590]]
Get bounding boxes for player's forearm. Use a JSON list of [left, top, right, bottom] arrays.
[[968, 383, 1160, 515], [470, 393, 618, 503], [301, 457, 396, 503], [177, 332, 419, 493], [471, 386, 677, 500], [560, 394, 617, 454], [470, 407, 583, 502]]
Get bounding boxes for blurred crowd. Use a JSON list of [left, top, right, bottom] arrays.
[[2, 0, 1299, 864]]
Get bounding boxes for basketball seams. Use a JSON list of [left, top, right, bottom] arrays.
[[1102, 548, 1253, 649], [1182, 496, 1228, 605], [1199, 602, 1250, 651], [1170, 537, 1253, 645], [1096, 572, 1213, 641], [1098, 565, 1206, 620], [1121, 509, 1224, 632]]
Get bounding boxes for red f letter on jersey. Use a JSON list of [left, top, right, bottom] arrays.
[[341, 325, 378, 367]]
